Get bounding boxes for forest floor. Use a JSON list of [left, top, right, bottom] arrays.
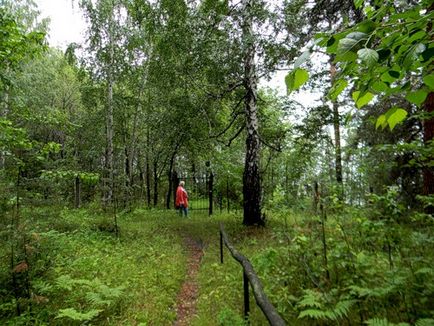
[[2, 206, 433, 325], [0, 207, 281, 325]]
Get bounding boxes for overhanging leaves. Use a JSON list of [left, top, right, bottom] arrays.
[[357, 48, 379, 67], [286, 68, 309, 94]]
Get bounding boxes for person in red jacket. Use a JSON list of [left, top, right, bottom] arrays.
[[175, 181, 188, 217]]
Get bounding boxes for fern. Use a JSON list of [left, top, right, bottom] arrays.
[[56, 307, 102, 321], [366, 318, 393, 326], [299, 308, 333, 320], [415, 319, 434, 326], [332, 299, 356, 320], [56, 274, 92, 291], [297, 290, 355, 322], [365, 318, 411, 326], [298, 300, 356, 321], [297, 289, 323, 309], [85, 283, 124, 307]]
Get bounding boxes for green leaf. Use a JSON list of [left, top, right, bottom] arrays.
[[406, 90, 428, 106], [408, 30, 426, 43], [285, 69, 309, 93], [381, 70, 399, 83], [366, 318, 392, 326], [416, 318, 434, 326], [376, 114, 387, 129], [354, 0, 364, 9], [293, 69, 309, 90], [352, 91, 374, 108], [285, 73, 294, 94], [338, 38, 358, 54], [372, 81, 389, 93], [352, 91, 361, 102], [57, 308, 102, 321], [402, 43, 426, 69], [423, 74, 434, 90], [335, 51, 358, 62], [357, 48, 379, 67], [385, 107, 407, 130], [346, 32, 368, 42], [358, 20, 376, 33], [329, 79, 348, 100]]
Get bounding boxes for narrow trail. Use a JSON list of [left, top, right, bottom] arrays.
[[173, 236, 205, 326]]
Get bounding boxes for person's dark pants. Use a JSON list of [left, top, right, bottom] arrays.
[[179, 204, 188, 217]]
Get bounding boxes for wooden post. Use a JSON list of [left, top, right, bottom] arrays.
[[243, 271, 250, 321], [220, 231, 223, 264], [209, 172, 214, 216]]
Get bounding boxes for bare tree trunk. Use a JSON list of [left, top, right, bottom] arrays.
[[330, 62, 343, 199], [153, 161, 158, 207], [104, 12, 114, 207], [332, 102, 343, 184], [422, 2, 434, 211], [242, 0, 263, 226], [423, 92, 434, 203], [0, 80, 10, 169], [74, 175, 81, 208], [166, 153, 176, 209], [146, 157, 151, 207]]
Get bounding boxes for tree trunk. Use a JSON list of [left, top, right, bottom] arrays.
[[153, 161, 158, 207], [242, 0, 263, 226], [74, 175, 81, 208], [146, 128, 151, 207], [332, 102, 343, 190], [0, 82, 9, 169], [330, 62, 343, 199], [422, 1, 434, 209], [104, 12, 115, 206], [423, 92, 434, 199], [166, 153, 176, 209]]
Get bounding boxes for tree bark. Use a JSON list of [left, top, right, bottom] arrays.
[[242, 0, 263, 226], [153, 161, 158, 207], [332, 102, 343, 184], [104, 10, 115, 206], [74, 175, 81, 208], [422, 2, 434, 209], [330, 61, 343, 199], [166, 152, 176, 209], [146, 127, 152, 207], [423, 92, 434, 197]]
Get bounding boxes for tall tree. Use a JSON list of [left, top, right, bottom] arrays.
[[241, 0, 262, 225]]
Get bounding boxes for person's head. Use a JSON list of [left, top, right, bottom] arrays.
[[179, 181, 185, 187]]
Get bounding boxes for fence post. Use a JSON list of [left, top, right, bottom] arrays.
[[243, 271, 250, 321], [226, 177, 230, 213], [220, 230, 223, 264], [209, 171, 213, 216]]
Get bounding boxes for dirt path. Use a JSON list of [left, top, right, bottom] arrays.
[[173, 236, 205, 326]]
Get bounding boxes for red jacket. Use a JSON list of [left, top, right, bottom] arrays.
[[175, 186, 188, 208]]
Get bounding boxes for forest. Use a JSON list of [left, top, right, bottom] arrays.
[[1, 0, 433, 325]]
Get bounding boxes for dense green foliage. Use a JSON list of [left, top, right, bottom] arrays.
[[1, 208, 432, 325], [1, 0, 434, 324]]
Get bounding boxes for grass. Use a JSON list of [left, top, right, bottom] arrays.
[[2, 205, 433, 325], [1, 206, 280, 325]]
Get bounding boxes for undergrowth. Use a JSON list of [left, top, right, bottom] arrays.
[[1, 203, 433, 325]]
